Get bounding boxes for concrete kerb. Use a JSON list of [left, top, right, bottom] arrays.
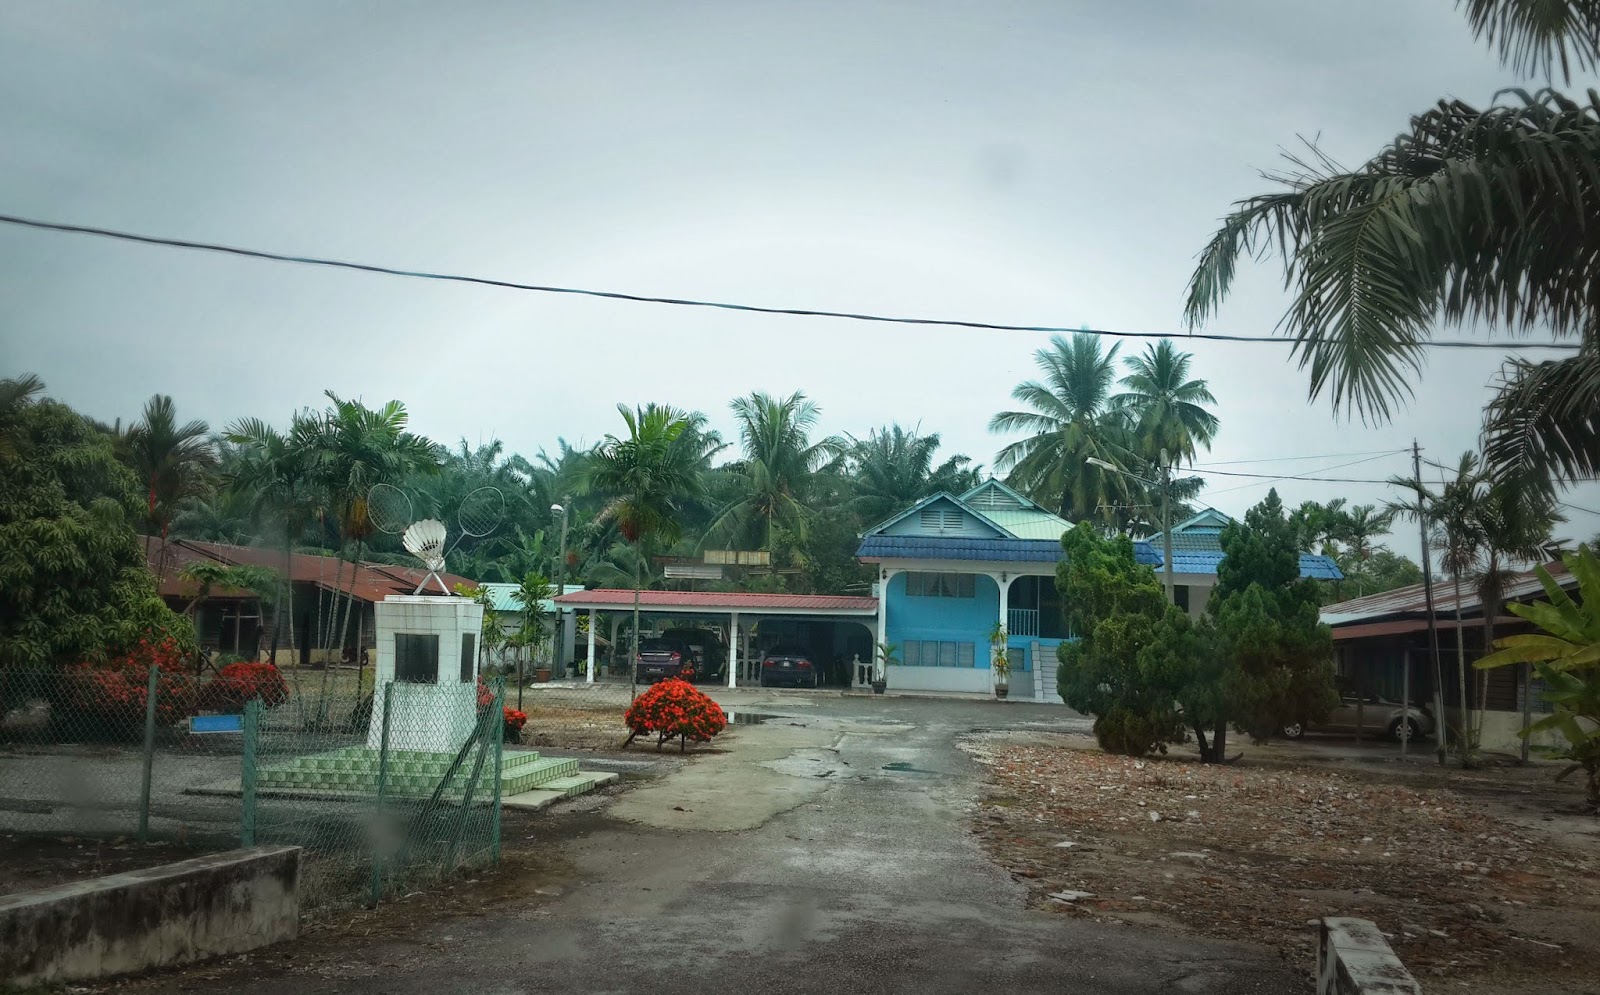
[[0, 845, 301, 988], [1317, 917, 1421, 995]]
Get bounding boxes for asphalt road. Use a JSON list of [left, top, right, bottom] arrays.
[[141, 692, 1308, 994]]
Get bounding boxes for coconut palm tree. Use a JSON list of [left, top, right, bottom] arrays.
[[1473, 476, 1564, 758], [1184, 4, 1600, 483], [1426, 454, 1492, 767], [844, 424, 978, 525], [0, 373, 44, 463], [581, 403, 709, 693], [989, 333, 1135, 523], [304, 392, 443, 655], [126, 395, 216, 580], [710, 391, 841, 550], [1111, 340, 1219, 467]]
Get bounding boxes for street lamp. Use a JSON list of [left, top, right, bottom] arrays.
[[551, 502, 570, 680], [1086, 452, 1174, 604]]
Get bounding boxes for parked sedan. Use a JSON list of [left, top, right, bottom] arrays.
[[759, 645, 819, 688], [1283, 689, 1434, 742], [634, 638, 698, 683]]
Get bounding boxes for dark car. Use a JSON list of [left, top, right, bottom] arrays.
[[635, 637, 698, 683], [759, 644, 819, 688], [663, 628, 726, 683]]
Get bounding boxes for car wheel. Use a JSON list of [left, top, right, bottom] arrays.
[[1390, 717, 1422, 743], [1282, 721, 1305, 740]]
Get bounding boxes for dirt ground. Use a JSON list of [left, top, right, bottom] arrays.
[[962, 731, 1600, 994], [0, 835, 219, 894]]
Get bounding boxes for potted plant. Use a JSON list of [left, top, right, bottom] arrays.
[[873, 641, 897, 695], [989, 622, 1011, 700]]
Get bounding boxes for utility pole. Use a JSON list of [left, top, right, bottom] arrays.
[[551, 502, 570, 679], [1160, 449, 1174, 605], [1413, 440, 1447, 766]]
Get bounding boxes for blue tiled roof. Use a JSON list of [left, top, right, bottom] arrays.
[[856, 535, 1343, 580], [857, 534, 1161, 565]]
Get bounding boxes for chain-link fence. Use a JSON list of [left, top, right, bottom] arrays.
[[0, 664, 505, 910]]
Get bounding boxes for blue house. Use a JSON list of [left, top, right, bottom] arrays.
[[855, 480, 1342, 698]]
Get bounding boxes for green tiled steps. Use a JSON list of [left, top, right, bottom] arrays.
[[256, 745, 600, 801]]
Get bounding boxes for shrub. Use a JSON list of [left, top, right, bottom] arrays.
[[503, 707, 528, 741], [623, 678, 727, 751], [58, 632, 197, 733], [202, 662, 290, 713]]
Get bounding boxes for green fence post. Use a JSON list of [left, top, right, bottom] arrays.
[[491, 679, 504, 864], [240, 697, 262, 846], [368, 681, 395, 906], [136, 664, 160, 842]]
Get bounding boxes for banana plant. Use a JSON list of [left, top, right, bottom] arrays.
[[1477, 545, 1600, 810]]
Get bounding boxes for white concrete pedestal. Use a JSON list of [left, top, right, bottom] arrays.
[[366, 595, 485, 753]]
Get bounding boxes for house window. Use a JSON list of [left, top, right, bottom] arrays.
[[905, 572, 975, 598], [460, 633, 477, 683], [395, 633, 439, 684], [918, 507, 967, 534], [902, 640, 976, 668], [1173, 585, 1190, 612]]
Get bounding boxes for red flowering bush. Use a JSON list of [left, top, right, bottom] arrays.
[[59, 633, 197, 733], [202, 662, 290, 713], [623, 678, 727, 751]]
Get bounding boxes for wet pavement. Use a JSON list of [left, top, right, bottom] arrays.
[[141, 694, 1307, 994]]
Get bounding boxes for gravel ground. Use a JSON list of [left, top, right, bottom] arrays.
[[962, 732, 1600, 994]]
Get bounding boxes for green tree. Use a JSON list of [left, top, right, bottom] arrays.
[[1111, 340, 1219, 466], [508, 571, 553, 683], [581, 404, 709, 691], [1321, 549, 1422, 605], [990, 333, 1135, 522], [711, 391, 839, 550], [1054, 522, 1191, 756], [1184, 3, 1600, 482], [126, 394, 216, 582], [1193, 490, 1339, 760], [845, 424, 978, 525], [0, 377, 192, 680], [1477, 545, 1600, 810]]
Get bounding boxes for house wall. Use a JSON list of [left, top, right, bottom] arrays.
[[884, 570, 1001, 693]]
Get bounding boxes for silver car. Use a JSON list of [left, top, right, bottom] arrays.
[[1283, 689, 1435, 742]]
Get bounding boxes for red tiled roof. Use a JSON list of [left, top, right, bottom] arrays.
[[142, 537, 476, 603], [553, 589, 878, 613]]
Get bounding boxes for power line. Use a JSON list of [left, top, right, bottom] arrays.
[[1192, 448, 1409, 467], [0, 211, 1583, 352], [1201, 452, 1405, 495]]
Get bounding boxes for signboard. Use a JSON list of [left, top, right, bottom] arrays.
[[704, 550, 771, 566], [189, 714, 244, 735], [665, 564, 724, 580]]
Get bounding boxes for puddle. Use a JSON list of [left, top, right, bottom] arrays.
[[725, 710, 785, 725], [882, 761, 941, 776]]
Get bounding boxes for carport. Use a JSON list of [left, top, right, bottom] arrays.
[[550, 590, 879, 688]]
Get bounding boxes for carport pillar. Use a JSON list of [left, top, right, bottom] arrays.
[[585, 608, 597, 683], [993, 573, 1010, 682], [728, 612, 740, 688]]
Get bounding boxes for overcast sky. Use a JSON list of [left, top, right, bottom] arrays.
[[3, 0, 1596, 557]]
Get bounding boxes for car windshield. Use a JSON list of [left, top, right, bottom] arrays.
[[640, 640, 681, 654]]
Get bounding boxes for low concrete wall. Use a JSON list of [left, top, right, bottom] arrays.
[[0, 845, 300, 987], [1318, 917, 1420, 994]]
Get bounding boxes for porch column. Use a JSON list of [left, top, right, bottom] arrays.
[[728, 612, 740, 689], [585, 608, 597, 683], [993, 572, 1010, 692]]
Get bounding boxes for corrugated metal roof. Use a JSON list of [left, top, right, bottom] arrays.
[[978, 507, 1074, 540], [143, 537, 477, 603], [477, 582, 586, 613], [857, 534, 1162, 565], [1321, 561, 1574, 626], [551, 589, 879, 613]]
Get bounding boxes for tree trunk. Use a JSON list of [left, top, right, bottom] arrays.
[[1193, 723, 1228, 763], [631, 553, 642, 701], [1453, 572, 1470, 769]]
